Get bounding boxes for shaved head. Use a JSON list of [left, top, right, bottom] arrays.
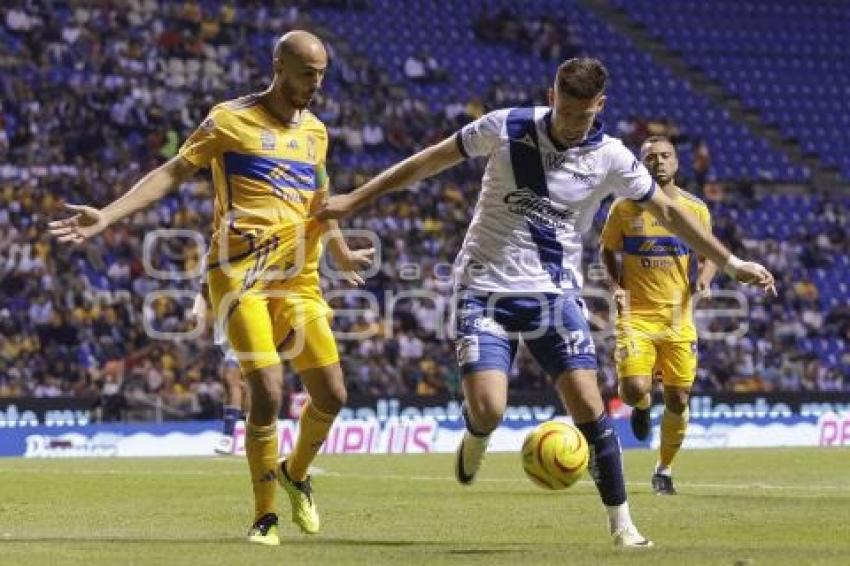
[[270, 30, 328, 111], [274, 30, 327, 67]]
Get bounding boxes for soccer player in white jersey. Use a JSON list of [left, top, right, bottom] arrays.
[[317, 58, 775, 548]]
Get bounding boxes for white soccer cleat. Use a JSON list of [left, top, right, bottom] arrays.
[[454, 432, 489, 485], [612, 524, 654, 548], [214, 435, 234, 455]]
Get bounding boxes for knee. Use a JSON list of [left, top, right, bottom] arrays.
[[224, 369, 241, 389], [619, 378, 650, 405], [247, 367, 283, 423], [248, 394, 279, 425], [665, 389, 690, 415], [314, 381, 347, 415], [465, 394, 504, 432]]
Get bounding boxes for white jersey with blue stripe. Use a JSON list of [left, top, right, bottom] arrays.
[[453, 106, 656, 294]]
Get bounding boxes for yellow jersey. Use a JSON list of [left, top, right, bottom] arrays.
[[600, 190, 711, 330], [178, 94, 330, 273]]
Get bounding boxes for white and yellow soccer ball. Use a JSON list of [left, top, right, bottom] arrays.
[[521, 420, 589, 490]]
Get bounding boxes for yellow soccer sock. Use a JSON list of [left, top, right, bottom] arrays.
[[245, 420, 280, 521], [658, 408, 689, 469], [287, 403, 336, 481]]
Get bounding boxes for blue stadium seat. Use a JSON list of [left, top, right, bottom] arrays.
[[615, 0, 850, 180], [303, 0, 803, 180]]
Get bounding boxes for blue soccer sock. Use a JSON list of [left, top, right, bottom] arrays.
[[222, 405, 242, 436], [576, 413, 627, 507]]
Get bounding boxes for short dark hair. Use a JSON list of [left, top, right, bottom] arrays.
[[640, 136, 679, 159], [640, 136, 677, 159], [556, 57, 609, 98], [643, 135, 673, 145]]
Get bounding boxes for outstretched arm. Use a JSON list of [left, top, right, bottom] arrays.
[[315, 135, 464, 220], [599, 246, 623, 290], [323, 218, 375, 286], [639, 190, 775, 293], [696, 257, 718, 293], [49, 155, 198, 244], [600, 247, 628, 313]]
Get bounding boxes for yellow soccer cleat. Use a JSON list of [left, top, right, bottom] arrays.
[[278, 460, 320, 534], [247, 513, 280, 546]]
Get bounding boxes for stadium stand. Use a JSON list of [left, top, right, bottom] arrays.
[[610, 0, 850, 180], [0, 0, 847, 420]]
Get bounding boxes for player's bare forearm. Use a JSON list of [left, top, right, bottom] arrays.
[[640, 192, 730, 267], [101, 156, 198, 224], [640, 191, 772, 292], [698, 258, 718, 288], [49, 155, 199, 244], [599, 247, 623, 291], [349, 136, 464, 211], [323, 219, 352, 263], [318, 215, 375, 285]]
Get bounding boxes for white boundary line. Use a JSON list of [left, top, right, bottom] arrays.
[[317, 472, 850, 492], [0, 467, 847, 492]]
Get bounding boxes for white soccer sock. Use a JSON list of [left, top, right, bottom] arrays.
[[605, 501, 633, 533], [464, 430, 491, 448], [655, 463, 672, 476]]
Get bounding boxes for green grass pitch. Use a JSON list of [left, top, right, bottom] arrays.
[[1, 448, 849, 565]]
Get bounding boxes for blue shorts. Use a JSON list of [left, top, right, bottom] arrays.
[[453, 292, 597, 377]]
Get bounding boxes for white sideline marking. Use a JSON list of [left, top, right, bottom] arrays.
[[1, 467, 847, 492], [319, 472, 850, 492]]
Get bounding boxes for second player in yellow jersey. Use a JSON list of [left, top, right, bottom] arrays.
[[600, 135, 716, 495]]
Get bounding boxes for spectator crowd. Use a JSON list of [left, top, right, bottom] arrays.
[[1, 0, 847, 421]]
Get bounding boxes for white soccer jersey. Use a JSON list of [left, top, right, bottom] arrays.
[[453, 106, 656, 293]]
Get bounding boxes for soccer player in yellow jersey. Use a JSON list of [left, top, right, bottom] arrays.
[[600, 136, 717, 495], [48, 31, 373, 545]]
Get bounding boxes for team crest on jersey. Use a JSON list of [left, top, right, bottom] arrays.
[[516, 133, 537, 149], [286, 138, 299, 151], [576, 152, 597, 173], [260, 129, 276, 150]]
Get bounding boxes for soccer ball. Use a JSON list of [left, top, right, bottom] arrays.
[[521, 420, 589, 490]]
